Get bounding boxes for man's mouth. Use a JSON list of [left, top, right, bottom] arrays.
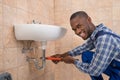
[[78, 31, 86, 39]]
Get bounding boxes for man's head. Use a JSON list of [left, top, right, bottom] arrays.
[[70, 11, 95, 40]]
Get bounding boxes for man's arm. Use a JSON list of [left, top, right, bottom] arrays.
[[73, 35, 118, 76], [69, 38, 95, 57], [51, 38, 95, 64]]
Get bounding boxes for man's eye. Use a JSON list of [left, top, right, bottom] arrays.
[[77, 25, 81, 28]]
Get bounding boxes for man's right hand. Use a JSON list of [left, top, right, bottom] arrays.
[[51, 51, 69, 64], [51, 54, 62, 64]]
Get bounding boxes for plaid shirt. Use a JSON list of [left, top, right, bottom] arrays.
[[68, 23, 120, 76]]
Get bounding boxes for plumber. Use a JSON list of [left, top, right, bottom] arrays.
[[51, 11, 120, 80]]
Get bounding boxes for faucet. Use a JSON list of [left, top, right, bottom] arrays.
[[32, 20, 41, 24]]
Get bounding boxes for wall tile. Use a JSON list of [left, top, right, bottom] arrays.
[[16, 0, 27, 11], [3, 25, 17, 48], [97, 8, 112, 21], [55, 63, 66, 80], [0, 48, 4, 71], [54, 10, 71, 25], [45, 61, 55, 73], [83, 0, 112, 8], [71, 0, 85, 11], [3, 0, 16, 8], [55, 0, 72, 11], [113, 7, 120, 20], [3, 5, 16, 26], [72, 35, 84, 48], [27, 0, 41, 14], [101, 20, 113, 29], [44, 71, 54, 80], [0, 3, 2, 25], [55, 63, 74, 80], [33, 74, 44, 80], [85, 8, 100, 22], [41, 0, 54, 9], [84, 0, 98, 8], [3, 48, 18, 70], [55, 40, 61, 54], [85, 7, 112, 23], [17, 48, 28, 66], [18, 65, 30, 80], [46, 41, 55, 56], [60, 32, 73, 48], [0, 26, 3, 48], [72, 67, 90, 80], [0, 0, 2, 3], [97, 0, 112, 8], [16, 8, 28, 24], [113, 20, 120, 33], [113, 0, 120, 7], [49, 8, 54, 24]]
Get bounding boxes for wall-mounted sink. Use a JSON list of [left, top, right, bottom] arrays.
[[14, 24, 67, 41], [14, 24, 67, 70]]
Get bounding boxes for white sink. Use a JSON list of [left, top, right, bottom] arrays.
[[14, 24, 67, 41]]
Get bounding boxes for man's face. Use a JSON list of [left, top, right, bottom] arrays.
[[70, 16, 92, 40]]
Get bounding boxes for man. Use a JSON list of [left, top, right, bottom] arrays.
[[51, 11, 120, 80]]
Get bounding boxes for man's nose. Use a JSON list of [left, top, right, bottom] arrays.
[[75, 29, 81, 35]]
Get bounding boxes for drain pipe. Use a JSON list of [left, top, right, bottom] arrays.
[[26, 41, 47, 70]]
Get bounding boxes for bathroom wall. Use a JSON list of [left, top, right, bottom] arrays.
[[0, 0, 120, 80], [0, 0, 55, 80]]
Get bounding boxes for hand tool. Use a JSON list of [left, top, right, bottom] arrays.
[[46, 57, 61, 61]]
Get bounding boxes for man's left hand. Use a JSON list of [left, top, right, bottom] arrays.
[[61, 56, 75, 64]]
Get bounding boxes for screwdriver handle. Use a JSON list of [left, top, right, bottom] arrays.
[[46, 57, 61, 61]]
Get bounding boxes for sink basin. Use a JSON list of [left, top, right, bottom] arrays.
[[14, 24, 67, 41]]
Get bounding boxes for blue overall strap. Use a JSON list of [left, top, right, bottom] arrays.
[[95, 30, 120, 39]]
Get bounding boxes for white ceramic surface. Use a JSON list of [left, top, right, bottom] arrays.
[[14, 24, 67, 41]]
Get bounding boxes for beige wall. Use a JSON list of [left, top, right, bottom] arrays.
[[0, 0, 55, 80], [0, 0, 120, 80]]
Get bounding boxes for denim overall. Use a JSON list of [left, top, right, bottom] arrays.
[[82, 31, 120, 80]]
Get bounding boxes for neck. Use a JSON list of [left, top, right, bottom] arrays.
[[91, 23, 96, 32], [88, 23, 96, 37]]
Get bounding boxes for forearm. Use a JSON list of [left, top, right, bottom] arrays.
[[69, 39, 94, 56], [74, 36, 117, 76], [61, 51, 70, 57], [61, 56, 75, 64]]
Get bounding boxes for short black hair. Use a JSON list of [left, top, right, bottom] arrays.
[[70, 11, 88, 20]]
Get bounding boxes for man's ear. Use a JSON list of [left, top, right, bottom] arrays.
[[87, 16, 92, 22]]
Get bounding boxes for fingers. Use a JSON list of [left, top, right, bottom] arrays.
[[50, 54, 62, 64], [51, 54, 61, 58], [52, 59, 61, 64], [50, 53, 70, 64], [52, 60, 60, 64]]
